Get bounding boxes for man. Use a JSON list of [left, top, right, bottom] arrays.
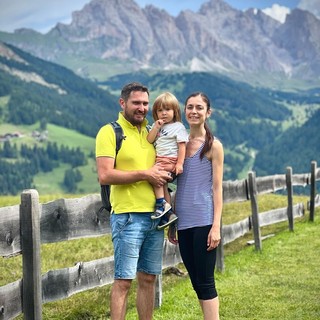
[[96, 82, 170, 320]]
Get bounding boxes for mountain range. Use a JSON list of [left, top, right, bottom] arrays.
[[0, 0, 319, 85]]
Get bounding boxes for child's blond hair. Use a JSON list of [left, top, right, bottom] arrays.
[[152, 92, 182, 122]]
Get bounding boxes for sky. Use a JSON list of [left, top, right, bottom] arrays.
[[0, 0, 302, 34]]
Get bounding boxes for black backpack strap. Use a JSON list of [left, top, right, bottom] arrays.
[[99, 184, 111, 213], [99, 121, 124, 214], [110, 121, 125, 156]]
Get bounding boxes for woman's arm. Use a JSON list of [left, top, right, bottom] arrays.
[[175, 142, 186, 175], [207, 139, 224, 251]]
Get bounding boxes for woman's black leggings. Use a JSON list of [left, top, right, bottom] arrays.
[[178, 225, 218, 300]]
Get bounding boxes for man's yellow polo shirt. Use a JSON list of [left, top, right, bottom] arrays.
[[96, 112, 156, 214]]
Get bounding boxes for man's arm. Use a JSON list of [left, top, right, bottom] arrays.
[[96, 157, 171, 187]]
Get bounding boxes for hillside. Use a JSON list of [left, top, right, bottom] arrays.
[[254, 108, 320, 175], [0, 42, 119, 195], [0, 42, 119, 137], [0, 42, 319, 195]]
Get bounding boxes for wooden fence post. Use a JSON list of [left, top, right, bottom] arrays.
[[20, 189, 42, 319], [248, 172, 262, 251], [309, 161, 317, 222], [216, 218, 224, 272], [154, 274, 162, 308], [286, 167, 294, 231]]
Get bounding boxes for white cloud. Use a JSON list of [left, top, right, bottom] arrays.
[[262, 4, 290, 23], [0, 0, 90, 33], [298, 0, 320, 20]]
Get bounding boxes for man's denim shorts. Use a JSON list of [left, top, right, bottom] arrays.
[[110, 212, 164, 279]]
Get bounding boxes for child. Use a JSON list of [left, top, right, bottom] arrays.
[[147, 92, 189, 230]]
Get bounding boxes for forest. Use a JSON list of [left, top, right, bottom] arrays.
[[0, 140, 87, 194]]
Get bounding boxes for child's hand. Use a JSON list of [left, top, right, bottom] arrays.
[[175, 163, 183, 175], [155, 119, 164, 129]]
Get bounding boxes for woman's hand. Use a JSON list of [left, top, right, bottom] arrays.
[[207, 225, 221, 251]]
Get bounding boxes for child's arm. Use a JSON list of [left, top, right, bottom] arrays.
[[147, 120, 163, 143], [175, 142, 186, 175]]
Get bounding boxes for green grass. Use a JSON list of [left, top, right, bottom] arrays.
[[34, 124, 100, 194], [46, 123, 95, 153], [0, 122, 95, 151], [1, 195, 319, 319], [33, 163, 71, 194], [281, 103, 320, 130], [220, 217, 320, 320], [32, 158, 100, 195], [75, 158, 100, 194], [0, 96, 10, 122], [148, 217, 320, 320]]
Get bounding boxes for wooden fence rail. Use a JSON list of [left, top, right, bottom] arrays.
[[0, 162, 319, 320]]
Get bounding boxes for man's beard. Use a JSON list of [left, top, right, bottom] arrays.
[[125, 111, 145, 126]]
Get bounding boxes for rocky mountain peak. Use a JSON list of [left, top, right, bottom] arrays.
[[0, 0, 319, 82], [272, 8, 320, 78], [199, 0, 235, 15]]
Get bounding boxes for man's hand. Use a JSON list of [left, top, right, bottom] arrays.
[[147, 163, 172, 187]]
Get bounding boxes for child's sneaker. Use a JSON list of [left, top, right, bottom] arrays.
[[151, 200, 171, 219], [157, 210, 178, 230]]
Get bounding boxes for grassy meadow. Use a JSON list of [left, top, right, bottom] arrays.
[[0, 194, 319, 319], [0, 122, 100, 195]]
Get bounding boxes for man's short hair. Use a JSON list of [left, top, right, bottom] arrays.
[[121, 82, 149, 101]]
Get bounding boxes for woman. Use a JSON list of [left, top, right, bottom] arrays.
[[169, 92, 224, 320]]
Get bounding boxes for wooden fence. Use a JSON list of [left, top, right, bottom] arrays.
[[0, 161, 319, 320]]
